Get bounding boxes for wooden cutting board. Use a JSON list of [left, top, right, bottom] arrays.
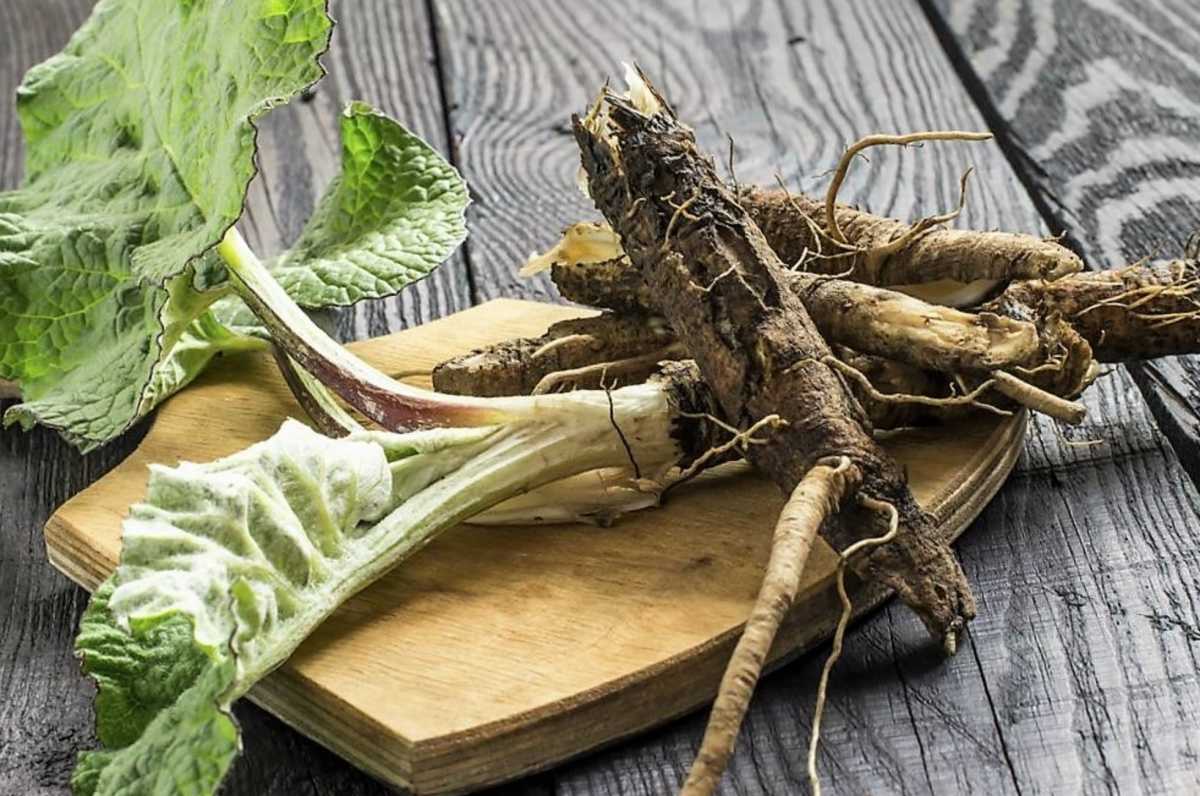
[[44, 298, 1025, 795]]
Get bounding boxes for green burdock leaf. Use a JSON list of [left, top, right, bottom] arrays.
[[73, 417, 560, 795], [73, 625, 239, 796], [76, 584, 215, 751], [210, 102, 471, 331], [73, 419, 404, 795], [0, 0, 332, 450], [271, 101, 469, 306], [70, 367, 681, 794]]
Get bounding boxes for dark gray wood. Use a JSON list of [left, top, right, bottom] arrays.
[[432, 0, 1200, 794], [0, 429, 136, 796], [921, 1, 1200, 792]]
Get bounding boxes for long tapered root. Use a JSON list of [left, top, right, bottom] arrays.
[[681, 458, 860, 796], [742, 187, 1084, 286], [987, 260, 1200, 361], [432, 314, 675, 396], [549, 243, 1049, 374]]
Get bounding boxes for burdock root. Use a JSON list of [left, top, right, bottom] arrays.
[[545, 236, 1093, 422], [573, 73, 974, 655], [431, 313, 677, 396], [571, 70, 976, 796], [741, 184, 1083, 286], [986, 259, 1200, 362]]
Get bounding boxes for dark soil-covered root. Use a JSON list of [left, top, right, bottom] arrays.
[[552, 251, 1047, 372], [573, 73, 975, 647], [986, 260, 1200, 362], [431, 313, 674, 396], [549, 247, 1093, 421]]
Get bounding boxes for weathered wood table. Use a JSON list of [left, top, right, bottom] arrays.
[[3, 1, 1199, 793]]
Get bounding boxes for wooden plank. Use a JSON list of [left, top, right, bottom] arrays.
[[917, 1, 1200, 792], [432, 0, 1200, 793], [0, 2, 476, 794], [0, 433, 138, 796]]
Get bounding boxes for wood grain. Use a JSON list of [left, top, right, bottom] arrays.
[[923, 1, 1200, 792], [44, 299, 1022, 795], [432, 0, 1200, 793], [432, 0, 1030, 305]]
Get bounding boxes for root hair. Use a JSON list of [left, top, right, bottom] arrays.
[[823, 130, 991, 245], [807, 496, 900, 796]]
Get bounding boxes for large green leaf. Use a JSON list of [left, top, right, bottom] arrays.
[[70, 354, 685, 794], [73, 657, 240, 796], [73, 584, 239, 796], [4, 274, 267, 447], [0, 0, 332, 449], [71, 383, 680, 795]]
